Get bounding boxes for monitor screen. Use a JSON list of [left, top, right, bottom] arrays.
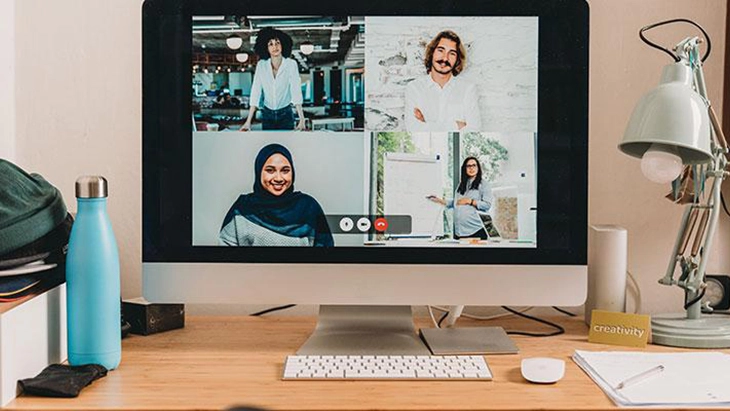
[[143, 0, 587, 266], [192, 16, 538, 250]]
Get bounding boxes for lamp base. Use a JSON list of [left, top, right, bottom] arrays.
[[651, 313, 730, 348]]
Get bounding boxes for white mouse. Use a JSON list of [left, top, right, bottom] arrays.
[[521, 357, 565, 384]]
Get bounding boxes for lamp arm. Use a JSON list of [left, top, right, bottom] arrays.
[[686, 169, 724, 318], [691, 45, 709, 97], [709, 104, 728, 152], [690, 209, 710, 257], [691, 49, 729, 152], [660, 45, 729, 320], [661, 206, 694, 286], [678, 208, 700, 256]]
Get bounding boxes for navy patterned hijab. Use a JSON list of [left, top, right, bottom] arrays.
[[221, 144, 333, 247]]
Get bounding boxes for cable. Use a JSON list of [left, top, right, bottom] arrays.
[[437, 311, 449, 328], [501, 306, 565, 337], [552, 306, 577, 317], [627, 270, 642, 314], [684, 289, 706, 310], [639, 19, 711, 63], [250, 304, 297, 316], [428, 305, 564, 337], [427, 305, 440, 328], [721, 192, 730, 218], [429, 305, 534, 321]]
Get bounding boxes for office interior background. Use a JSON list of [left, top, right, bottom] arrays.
[[192, 15, 365, 132], [0, 0, 728, 316]]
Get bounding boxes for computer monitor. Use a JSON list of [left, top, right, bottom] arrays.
[[143, 0, 588, 354]]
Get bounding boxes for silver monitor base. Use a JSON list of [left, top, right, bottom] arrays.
[[296, 305, 432, 355], [651, 313, 730, 348]]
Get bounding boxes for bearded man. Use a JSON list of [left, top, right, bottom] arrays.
[[404, 30, 482, 132]]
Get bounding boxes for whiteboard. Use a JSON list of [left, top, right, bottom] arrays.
[[384, 153, 444, 237]]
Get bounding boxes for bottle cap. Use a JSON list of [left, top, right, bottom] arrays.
[[75, 176, 108, 198]]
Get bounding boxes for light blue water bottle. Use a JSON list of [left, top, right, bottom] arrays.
[[66, 176, 121, 370]]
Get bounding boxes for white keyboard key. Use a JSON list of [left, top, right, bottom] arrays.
[[327, 370, 345, 378]]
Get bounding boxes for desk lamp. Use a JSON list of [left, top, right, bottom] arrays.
[[619, 19, 730, 348]]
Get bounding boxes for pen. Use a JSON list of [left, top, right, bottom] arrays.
[[615, 365, 665, 390]]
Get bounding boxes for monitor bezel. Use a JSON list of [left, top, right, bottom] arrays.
[[142, 0, 589, 265]]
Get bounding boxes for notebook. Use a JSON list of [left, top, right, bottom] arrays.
[[573, 350, 730, 407]]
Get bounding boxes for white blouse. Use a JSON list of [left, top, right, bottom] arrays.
[[249, 57, 303, 110]]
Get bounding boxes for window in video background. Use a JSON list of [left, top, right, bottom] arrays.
[[192, 16, 365, 132], [370, 131, 536, 245]]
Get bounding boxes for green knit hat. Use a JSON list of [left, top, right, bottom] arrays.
[[0, 160, 68, 256]]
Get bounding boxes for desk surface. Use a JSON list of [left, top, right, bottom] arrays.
[[7, 315, 722, 411]]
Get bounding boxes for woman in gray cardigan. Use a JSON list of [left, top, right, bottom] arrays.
[[427, 156, 493, 239]]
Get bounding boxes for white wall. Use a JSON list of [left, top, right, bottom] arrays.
[[12, 0, 728, 317], [15, 0, 142, 298], [589, 0, 727, 315], [365, 16, 538, 133], [483, 132, 537, 241], [0, 0, 15, 161]]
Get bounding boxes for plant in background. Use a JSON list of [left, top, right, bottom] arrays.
[[461, 132, 509, 182]]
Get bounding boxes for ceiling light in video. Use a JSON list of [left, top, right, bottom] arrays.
[[226, 36, 243, 50], [300, 41, 315, 55]]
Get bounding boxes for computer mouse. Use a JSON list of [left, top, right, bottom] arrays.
[[521, 357, 565, 384]]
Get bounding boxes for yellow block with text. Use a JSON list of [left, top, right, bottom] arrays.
[[588, 310, 650, 348]]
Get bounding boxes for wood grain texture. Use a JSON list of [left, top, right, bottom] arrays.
[[6, 315, 728, 411]]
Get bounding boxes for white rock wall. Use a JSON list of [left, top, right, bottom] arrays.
[[365, 16, 538, 133]]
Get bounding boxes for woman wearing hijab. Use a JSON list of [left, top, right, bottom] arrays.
[[219, 143, 333, 247], [427, 156, 493, 239], [240, 28, 306, 131]]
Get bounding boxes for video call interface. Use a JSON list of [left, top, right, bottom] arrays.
[[191, 16, 538, 248]]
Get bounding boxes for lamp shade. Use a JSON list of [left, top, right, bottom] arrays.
[[226, 36, 243, 50], [300, 41, 315, 55], [619, 63, 712, 164]]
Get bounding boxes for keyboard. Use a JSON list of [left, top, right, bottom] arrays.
[[282, 355, 492, 380]]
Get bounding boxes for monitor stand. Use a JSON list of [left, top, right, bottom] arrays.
[[296, 305, 431, 355]]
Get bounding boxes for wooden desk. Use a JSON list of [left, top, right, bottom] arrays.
[[6, 315, 722, 410]]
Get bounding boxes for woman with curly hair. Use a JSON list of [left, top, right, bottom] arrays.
[[241, 28, 306, 131]]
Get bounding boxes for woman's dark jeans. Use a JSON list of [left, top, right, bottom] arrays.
[[454, 227, 489, 240], [261, 106, 295, 130]]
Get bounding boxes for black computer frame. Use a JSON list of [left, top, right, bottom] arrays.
[[142, 0, 589, 266]]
